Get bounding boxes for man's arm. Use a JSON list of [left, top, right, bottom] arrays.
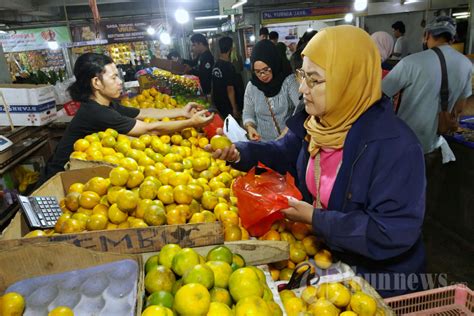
[[135, 102, 201, 120], [227, 85, 239, 118], [128, 110, 214, 136]]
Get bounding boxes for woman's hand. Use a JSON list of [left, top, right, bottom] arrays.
[[280, 197, 314, 225], [204, 128, 241, 162], [190, 110, 214, 128], [246, 125, 261, 141]]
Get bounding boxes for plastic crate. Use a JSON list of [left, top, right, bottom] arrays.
[[384, 284, 473, 315]]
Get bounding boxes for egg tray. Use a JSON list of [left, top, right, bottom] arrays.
[[6, 259, 139, 316]]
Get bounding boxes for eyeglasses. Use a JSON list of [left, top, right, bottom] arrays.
[[254, 67, 272, 77], [295, 68, 326, 89]]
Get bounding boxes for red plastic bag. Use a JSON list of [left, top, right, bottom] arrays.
[[233, 164, 303, 237], [63, 101, 81, 116], [203, 114, 224, 138]]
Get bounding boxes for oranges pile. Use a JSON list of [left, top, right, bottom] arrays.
[[259, 219, 334, 282], [54, 128, 249, 238], [142, 244, 283, 316], [280, 281, 383, 316], [121, 88, 182, 110]]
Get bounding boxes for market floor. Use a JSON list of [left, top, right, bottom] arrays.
[[423, 215, 474, 288]]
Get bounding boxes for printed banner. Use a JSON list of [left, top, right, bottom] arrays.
[[102, 18, 168, 43], [0, 27, 71, 52], [262, 6, 352, 24]]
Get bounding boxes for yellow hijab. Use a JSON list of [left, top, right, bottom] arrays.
[[302, 25, 382, 157]]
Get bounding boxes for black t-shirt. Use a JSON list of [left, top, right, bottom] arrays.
[[212, 59, 236, 119], [44, 100, 139, 179], [190, 50, 214, 95]]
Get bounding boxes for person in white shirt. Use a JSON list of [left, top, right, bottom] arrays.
[[391, 21, 408, 60]]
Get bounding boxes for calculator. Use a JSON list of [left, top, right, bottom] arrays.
[[17, 195, 62, 229]]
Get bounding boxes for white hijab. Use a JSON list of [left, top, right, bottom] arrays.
[[371, 31, 394, 62]]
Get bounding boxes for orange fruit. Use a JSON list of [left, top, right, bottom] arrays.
[[289, 243, 307, 264], [224, 224, 242, 241], [235, 295, 272, 316], [302, 235, 319, 256], [171, 248, 200, 276], [65, 192, 81, 212], [280, 289, 297, 304], [141, 305, 173, 316], [301, 285, 318, 305], [262, 230, 281, 241], [79, 191, 100, 209], [206, 261, 233, 289], [145, 290, 174, 309], [325, 283, 351, 308], [119, 157, 139, 171], [68, 183, 85, 194], [54, 213, 71, 233], [308, 298, 340, 316], [183, 264, 215, 289], [92, 204, 109, 217], [108, 203, 128, 224], [192, 157, 211, 172], [210, 135, 232, 151], [1, 292, 25, 316], [131, 138, 146, 150], [228, 267, 264, 302], [173, 283, 210, 316], [157, 185, 174, 205], [350, 291, 376, 316], [139, 134, 152, 146], [135, 199, 152, 219], [139, 181, 158, 200], [107, 186, 125, 205], [116, 190, 138, 213], [86, 214, 108, 231], [284, 297, 307, 316], [158, 244, 182, 269], [173, 185, 192, 204], [279, 268, 294, 281], [210, 287, 232, 307], [144, 165, 158, 177], [48, 306, 74, 316], [101, 135, 116, 148], [207, 302, 233, 316], [201, 191, 218, 210], [61, 218, 84, 233], [143, 204, 166, 226], [314, 249, 333, 269], [168, 171, 189, 187], [166, 208, 186, 225], [291, 222, 311, 240], [158, 169, 175, 185], [145, 265, 176, 293], [109, 167, 129, 186], [73, 139, 90, 152], [126, 170, 145, 189], [206, 245, 233, 264], [220, 210, 239, 227]]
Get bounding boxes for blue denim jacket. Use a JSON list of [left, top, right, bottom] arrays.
[[234, 97, 426, 297]]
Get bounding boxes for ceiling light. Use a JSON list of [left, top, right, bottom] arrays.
[[249, 35, 255, 42], [231, 0, 247, 10], [344, 13, 354, 23], [354, 0, 367, 11], [195, 15, 228, 20], [453, 12, 469, 16], [193, 27, 218, 32], [175, 8, 189, 24], [307, 27, 313, 32], [160, 32, 171, 45], [455, 15, 470, 19], [147, 26, 156, 35], [47, 41, 59, 50]]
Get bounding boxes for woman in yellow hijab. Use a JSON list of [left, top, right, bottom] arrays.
[[210, 26, 426, 298]]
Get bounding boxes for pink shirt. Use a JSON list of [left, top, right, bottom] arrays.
[[305, 148, 344, 209]]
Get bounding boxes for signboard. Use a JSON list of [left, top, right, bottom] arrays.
[[102, 18, 168, 43], [219, 0, 243, 16], [262, 6, 352, 24], [70, 24, 107, 47], [0, 26, 72, 53]]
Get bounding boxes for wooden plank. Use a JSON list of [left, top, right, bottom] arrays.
[[0, 222, 224, 254], [142, 240, 290, 266]]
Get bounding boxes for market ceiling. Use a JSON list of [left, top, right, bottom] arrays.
[[0, 0, 354, 28]]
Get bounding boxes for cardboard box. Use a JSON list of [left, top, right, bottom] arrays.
[[0, 84, 57, 126], [0, 166, 224, 254], [0, 242, 144, 315], [150, 57, 186, 75]]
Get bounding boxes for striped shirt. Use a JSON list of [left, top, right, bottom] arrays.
[[243, 74, 300, 141]]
